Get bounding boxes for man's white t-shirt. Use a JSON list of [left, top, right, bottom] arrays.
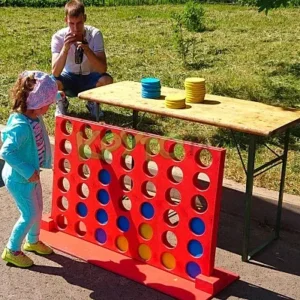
[[51, 25, 104, 75]]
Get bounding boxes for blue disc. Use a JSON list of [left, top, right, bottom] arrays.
[[76, 202, 88, 217], [95, 228, 107, 244], [186, 262, 201, 278], [117, 216, 130, 232], [140, 202, 155, 219], [141, 77, 160, 85], [96, 209, 108, 224], [97, 189, 110, 205]]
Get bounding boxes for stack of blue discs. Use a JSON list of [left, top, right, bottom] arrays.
[[141, 78, 161, 99]]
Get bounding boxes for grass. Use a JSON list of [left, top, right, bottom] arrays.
[[0, 5, 299, 195]]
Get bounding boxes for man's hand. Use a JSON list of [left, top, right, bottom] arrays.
[[76, 41, 90, 53], [28, 170, 40, 183], [63, 32, 78, 52]]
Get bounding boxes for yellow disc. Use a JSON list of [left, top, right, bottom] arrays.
[[138, 244, 152, 261], [116, 236, 129, 252], [165, 94, 186, 101], [185, 83, 205, 88], [185, 77, 205, 83], [139, 223, 153, 240], [161, 252, 176, 270], [185, 92, 206, 96]]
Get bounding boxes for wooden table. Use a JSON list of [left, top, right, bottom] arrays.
[[79, 81, 300, 261]]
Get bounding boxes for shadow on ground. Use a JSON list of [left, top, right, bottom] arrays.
[[218, 185, 300, 279], [28, 251, 294, 300]]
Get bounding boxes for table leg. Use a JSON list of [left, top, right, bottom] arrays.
[[133, 110, 139, 129], [242, 130, 290, 262], [242, 135, 256, 262], [275, 129, 290, 237], [95, 103, 100, 122]]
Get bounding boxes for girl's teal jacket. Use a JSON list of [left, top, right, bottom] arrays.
[[0, 113, 52, 183]]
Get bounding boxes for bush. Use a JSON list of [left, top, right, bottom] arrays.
[[182, 0, 205, 32]]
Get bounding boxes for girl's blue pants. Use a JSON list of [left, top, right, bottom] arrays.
[[4, 179, 43, 251]]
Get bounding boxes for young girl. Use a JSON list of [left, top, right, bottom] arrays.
[[0, 70, 57, 268]]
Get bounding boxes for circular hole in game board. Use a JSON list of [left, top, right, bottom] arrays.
[[76, 202, 88, 217], [122, 133, 136, 150], [192, 195, 208, 213], [166, 187, 181, 206], [117, 216, 130, 232], [121, 154, 134, 171], [60, 139, 72, 155], [140, 202, 155, 220], [59, 158, 71, 174], [98, 169, 111, 185], [161, 252, 176, 270], [101, 149, 113, 164], [144, 160, 158, 177], [75, 221, 87, 237], [78, 164, 90, 179], [57, 196, 69, 211], [120, 195, 132, 211], [97, 189, 110, 205], [79, 144, 92, 160], [82, 124, 93, 140], [189, 217, 205, 235], [102, 130, 115, 146], [162, 230, 177, 249], [168, 166, 183, 184], [139, 223, 153, 240], [121, 175, 133, 192], [170, 143, 185, 162], [77, 183, 89, 199], [164, 209, 179, 227], [56, 214, 68, 230], [188, 240, 204, 258], [197, 149, 213, 168], [61, 120, 73, 135], [95, 228, 107, 244], [96, 209, 108, 225], [186, 262, 201, 279], [58, 177, 70, 193], [194, 173, 210, 191], [145, 138, 160, 156], [142, 181, 157, 199], [116, 236, 129, 252], [138, 244, 152, 261]]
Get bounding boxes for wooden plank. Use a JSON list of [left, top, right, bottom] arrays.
[[78, 81, 300, 137]]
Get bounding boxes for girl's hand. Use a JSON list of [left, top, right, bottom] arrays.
[[28, 170, 40, 182]]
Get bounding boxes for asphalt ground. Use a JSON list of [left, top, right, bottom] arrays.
[[0, 166, 299, 300]]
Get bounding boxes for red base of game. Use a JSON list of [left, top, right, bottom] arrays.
[[41, 216, 239, 300]]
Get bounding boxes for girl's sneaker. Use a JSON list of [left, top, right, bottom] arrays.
[[23, 241, 53, 255], [1, 248, 33, 268]]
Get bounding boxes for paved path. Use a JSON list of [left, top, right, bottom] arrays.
[[0, 168, 299, 300]]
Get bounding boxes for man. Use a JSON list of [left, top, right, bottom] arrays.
[[51, 0, 113, 119]]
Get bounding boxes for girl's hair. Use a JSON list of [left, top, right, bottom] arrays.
[[11, 73, 36, 113], [65, 0, 85, 17]]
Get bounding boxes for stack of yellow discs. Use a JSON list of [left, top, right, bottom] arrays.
[[184, 77, 206, 103], [165, 94, 186, 109]]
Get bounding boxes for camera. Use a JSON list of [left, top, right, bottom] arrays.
[[75, 40, 88, 64]]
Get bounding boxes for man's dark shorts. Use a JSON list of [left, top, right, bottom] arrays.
[[52, 71, 112, 97]]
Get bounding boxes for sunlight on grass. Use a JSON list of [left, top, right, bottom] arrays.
[[0, 5, 299, 195]]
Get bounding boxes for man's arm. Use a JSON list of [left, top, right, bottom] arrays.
[[51, 32, 77, 77], [52, 50, 68, 77], [78, 43, 107, 73]]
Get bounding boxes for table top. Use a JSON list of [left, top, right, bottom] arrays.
[[78, 81, 300, 137]]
